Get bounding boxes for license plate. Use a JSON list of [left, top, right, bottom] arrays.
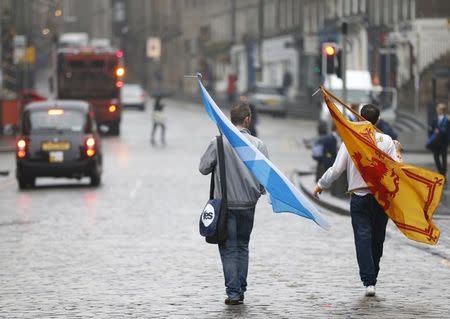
[[42, 141, 71, 151], [49, 151, 64, 163], [265, 99, 279, 106]]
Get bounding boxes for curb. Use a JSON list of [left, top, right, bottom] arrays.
[[293, 170, 350, 216]]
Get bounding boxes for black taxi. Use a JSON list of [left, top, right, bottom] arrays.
[[16, 100, 103, 189]]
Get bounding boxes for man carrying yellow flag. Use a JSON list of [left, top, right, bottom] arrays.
[[314, 90, 442, 297]]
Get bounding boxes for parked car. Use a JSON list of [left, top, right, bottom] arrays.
[[16, 100, 103, 189], [120, 83, 146, 111], [245, 84, 288, 116]]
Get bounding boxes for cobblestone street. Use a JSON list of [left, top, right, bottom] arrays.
[[1, 99, 449, 318]]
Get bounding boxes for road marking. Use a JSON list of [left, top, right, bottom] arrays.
[[129, 180, 142, 198]]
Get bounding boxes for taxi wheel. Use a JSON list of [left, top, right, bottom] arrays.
[[18, 176, 35, 190], [109, 122, 120, 136], [90, 172, 101, 187]]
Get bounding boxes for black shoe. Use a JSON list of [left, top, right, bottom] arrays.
[[224, 298, 243, 305], [239, 293, 244, 302]]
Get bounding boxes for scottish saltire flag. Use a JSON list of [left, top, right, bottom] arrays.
[[321, 87, 441, 244], [198, 76, 330, 230]]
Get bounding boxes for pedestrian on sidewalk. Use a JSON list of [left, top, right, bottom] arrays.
[[427, 103, 449, 177], [313, 104, 401, 297], [312, 123, 339, 182], [150, 96, 166, 146], [281, 70, 293, 95], [227, 73, 237, 104], [199, 102, 269, 305]]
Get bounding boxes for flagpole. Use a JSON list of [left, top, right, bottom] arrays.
[[193, 72, 223, 137], [320, 86, 365, 121], [320, 86, 386, 135]]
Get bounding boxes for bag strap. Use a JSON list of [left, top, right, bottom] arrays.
[[216, 135, 227, 205], [209, 172, 214, 200]]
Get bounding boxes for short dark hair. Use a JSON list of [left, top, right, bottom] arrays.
[[230, 102, 251, 125], [360, 104, 380, 125]]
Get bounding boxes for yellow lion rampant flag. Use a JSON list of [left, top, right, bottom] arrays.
[[321, 87, 442, 245]]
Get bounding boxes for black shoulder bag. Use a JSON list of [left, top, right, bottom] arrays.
[[199, 135, 228, 244]]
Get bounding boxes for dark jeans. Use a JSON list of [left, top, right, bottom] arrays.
[[218, 208, 255, 300], [151, 122, 166, 144], [350, 194, 388, 287], [433, 146, 448, 175]]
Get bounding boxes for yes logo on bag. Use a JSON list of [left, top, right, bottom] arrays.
[[199, 199, 222, 237], [201, 204, 215, 227]]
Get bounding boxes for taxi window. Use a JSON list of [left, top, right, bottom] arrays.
[[26, 109, 86, 132]]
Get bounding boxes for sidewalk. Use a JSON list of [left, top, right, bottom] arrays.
[[294, 170, 450, 261]]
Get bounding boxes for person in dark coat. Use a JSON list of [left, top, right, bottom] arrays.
[[313, 124, 338, 182], [376, 118, 398, 140], [428, 103, 450, 176]]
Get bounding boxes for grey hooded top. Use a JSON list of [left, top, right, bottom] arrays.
[[199, 128, 269, 209]]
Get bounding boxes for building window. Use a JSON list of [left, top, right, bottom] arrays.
[[383, 0, 390, 25], [318, 1, 324, 30], [344, 0, 351, 16], [292, 0, 299, 26], [264, 0, 276, 32], [374, 0, 380, 25], [360, 0, 366, 13], [392, 0, 398, 23], [311, 2, 317, 32], [276, 0, 281, 31], [286, 0, 293, 29], [303, 3, 310, 33], [404, 0, 410, 20], [336, 0, 343, 18], [352, 0, 358, 14], [327, 0, 336, 20], [280, 0, 287, 30], [410, 0, 415, 20], [184, 39, 191, 54]]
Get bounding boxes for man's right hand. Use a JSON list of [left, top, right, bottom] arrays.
[[313, 184, 322, 198]]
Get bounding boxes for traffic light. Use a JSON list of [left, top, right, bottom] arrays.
[[336, 50, 342, 78], [115, 66, 125, 77], [322, 42, 338, 76]]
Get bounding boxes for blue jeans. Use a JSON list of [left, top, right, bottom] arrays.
[[350, 194, 388, 287], [218, 208, 255, 300]]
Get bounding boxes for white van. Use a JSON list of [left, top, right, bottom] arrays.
[[319, 70, 397, 133]]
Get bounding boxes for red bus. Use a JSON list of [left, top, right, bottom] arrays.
[[56, 47, 124, 135]]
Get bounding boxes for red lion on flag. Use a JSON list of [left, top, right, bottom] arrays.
[[352, 151, 400, 211]]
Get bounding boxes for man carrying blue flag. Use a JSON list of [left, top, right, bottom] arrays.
[[199, 102, 269, 305]]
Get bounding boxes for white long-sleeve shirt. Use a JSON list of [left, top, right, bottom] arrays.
[[318, 132, 401, 196]]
